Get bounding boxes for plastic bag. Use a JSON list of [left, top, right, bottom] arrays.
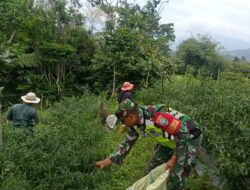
[[106, 115, 117, 129], [127, 164, 169, 190]]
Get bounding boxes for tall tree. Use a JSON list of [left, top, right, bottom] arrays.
[[88, 0, 175, 93], [0, 0, 95, 101], [176, 35, 226, 79]]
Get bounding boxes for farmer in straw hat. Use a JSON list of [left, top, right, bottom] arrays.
[[7, 92, 40, 131], [118, 81, 134, 103], [117, 81, 134, 133], [96, 99, 202, 189], [100, 81, 135, 129]]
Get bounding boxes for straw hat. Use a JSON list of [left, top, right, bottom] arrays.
[[121, 82, 134, 91], [21, 92, 40, 104]]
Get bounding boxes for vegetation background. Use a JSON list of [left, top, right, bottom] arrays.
[[0, 0, 249, 189]]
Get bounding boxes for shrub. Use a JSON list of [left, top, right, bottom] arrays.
[[136, 76, 250, 189], [0, 94, 113, 190]]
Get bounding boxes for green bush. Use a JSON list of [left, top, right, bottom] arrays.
[[0, 94, 114, 190], [136, 76, 250, 189], [1, 77, 249, 190]]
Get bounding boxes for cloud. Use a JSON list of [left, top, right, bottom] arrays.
[[80, 0, 250, 45], [160, 0, 250, 41]]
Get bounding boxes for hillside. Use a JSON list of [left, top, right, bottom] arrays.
[[1, 77, 249, 190], [222, 48, 250, 62]]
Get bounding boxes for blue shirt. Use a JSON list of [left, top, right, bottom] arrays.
[[7, 103, 39, 129]]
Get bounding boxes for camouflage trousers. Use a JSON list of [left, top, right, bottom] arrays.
[[144, 135, 202, 190]]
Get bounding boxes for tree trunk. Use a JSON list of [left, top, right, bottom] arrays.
[[48, 66, 52, 85], [94, 99, 103, 127], [145, 72, 150, 89], [0, 87, 4, 151], [185, 64, 189, 77], [197, 68, 200, 80], [56, 64, 62, 97], [110, 65, 116, 100], [8, 30, 16, 44], [217, 68, 220, 80], [40, 94, 44, 110], [161, 75, 164, 102]]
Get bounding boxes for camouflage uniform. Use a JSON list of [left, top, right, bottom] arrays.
[[110, 102, 202, 190]]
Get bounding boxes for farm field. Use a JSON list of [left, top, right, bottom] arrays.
[[0, 76, 249, 190]]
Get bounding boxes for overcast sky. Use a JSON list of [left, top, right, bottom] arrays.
[[82, 0, 250, 50], [156, 0, 250, 50], [129, 0, 250, 50]]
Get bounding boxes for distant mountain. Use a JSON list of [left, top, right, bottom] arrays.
[[171, 34, 250, 51], [170, 34, 250, 62], [222, 48, 250, 62], [212, 35, 250, 51]]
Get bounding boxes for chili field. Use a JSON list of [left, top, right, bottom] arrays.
[[0, 77, 249, 189]]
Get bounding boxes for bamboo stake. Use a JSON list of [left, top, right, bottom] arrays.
[[217, 68, 220, 81], [110, 65, 116, 100], [0, 87, 4, 151], [185, 64, 189, 77]]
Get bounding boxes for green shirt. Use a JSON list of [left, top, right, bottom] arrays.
[[7, 103, 39, 129]]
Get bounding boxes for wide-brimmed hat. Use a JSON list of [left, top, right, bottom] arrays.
[[121, 82, 134, 91], [21, 92, 40, 104]]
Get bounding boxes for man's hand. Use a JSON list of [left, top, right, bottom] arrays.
[[119, 124, 126, 133], [95, 158, 112, 170], [165, 155, 177, 172]]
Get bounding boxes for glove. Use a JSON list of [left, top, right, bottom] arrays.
[[95, 158, 112, 169], [119, 124, 126, 133]]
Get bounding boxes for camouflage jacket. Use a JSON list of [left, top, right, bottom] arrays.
[[109, 105, 202, 165]]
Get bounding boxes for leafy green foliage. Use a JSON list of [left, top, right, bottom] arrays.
[[0, 0, 98, 104], [186, 173, 217, 190], [0, 92, 156, 190], [90, 0, 175, 92], [0, 94, 114, 190], [1, 1, 250, 188], [0, 0, 174, 102], [136, 76, 250, 189], [220, 61, 250, 82], [1, 78, 250, 189], [176, 35, 227, 79]]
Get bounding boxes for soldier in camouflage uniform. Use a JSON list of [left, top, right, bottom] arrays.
[[96, 99, 202, 190]]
